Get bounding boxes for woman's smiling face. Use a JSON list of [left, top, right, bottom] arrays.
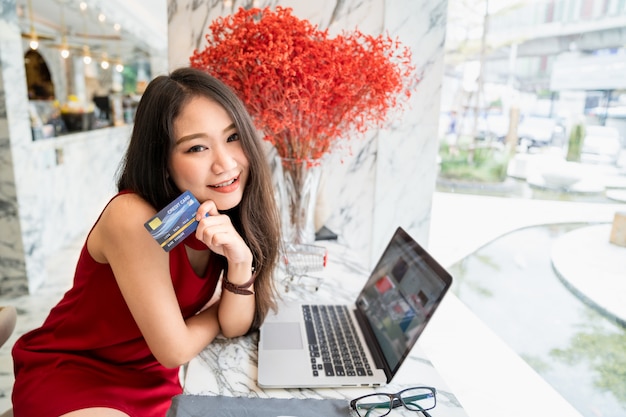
[[168, 96, 249, 210]]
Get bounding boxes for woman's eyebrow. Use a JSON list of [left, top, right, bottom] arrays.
[[175, 124, 236, 144], [175, 133, 206, 144]]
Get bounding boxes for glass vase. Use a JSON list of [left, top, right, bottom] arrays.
[[273, 157, 322, 244]]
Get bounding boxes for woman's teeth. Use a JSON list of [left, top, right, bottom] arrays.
[[212, 178, 236, 188]]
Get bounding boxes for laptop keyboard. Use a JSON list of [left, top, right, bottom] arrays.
[[302, 304, 373, 378]]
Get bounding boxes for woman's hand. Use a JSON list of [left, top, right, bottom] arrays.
[[195, 200, 253, 269], [196, 200, 256, 337]]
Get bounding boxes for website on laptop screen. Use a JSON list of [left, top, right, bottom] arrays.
[[355, 235, 450, 374]]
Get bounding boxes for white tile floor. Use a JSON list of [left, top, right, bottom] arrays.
[[0, 237, 84, 412], [0, 191, 623, 415]]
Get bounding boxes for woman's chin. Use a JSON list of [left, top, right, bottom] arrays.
[[214, 197, 241, 212]]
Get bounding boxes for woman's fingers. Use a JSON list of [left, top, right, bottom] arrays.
[[194, 204, 251, 264], [195, 200, 220, 220]]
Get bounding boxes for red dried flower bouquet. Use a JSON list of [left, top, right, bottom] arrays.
[[190, 6, 417, 243], [190, 6, 418, 164]]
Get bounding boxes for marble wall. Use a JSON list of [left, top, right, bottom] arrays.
[[0, 0, 131, 296], [167, 0, 447, 266], [0, 0, 44, 296], [0, 0, 446, 295]]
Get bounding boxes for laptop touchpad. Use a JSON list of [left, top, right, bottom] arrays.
[[263, 322, 303, 350]]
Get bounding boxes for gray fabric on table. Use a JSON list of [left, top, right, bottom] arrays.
[[166, 395, 353, 417]]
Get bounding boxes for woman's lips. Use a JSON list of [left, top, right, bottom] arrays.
[[209, 176, 239, 193]]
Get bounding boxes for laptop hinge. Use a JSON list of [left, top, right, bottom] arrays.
[[353, 307, 393, 382]]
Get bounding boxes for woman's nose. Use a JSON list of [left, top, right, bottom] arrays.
[[211, 146, 236, 173]]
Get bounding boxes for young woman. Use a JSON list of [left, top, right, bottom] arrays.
[[11, 67, 281, 416]]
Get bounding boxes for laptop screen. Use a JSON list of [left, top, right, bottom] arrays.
[[355, 227, 452, 378]]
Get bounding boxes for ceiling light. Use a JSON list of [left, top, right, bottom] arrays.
[[80, 5, 91, 65], [27, 0, 38, 50], [101, 53, 109, 69], [60, 6, 69, 58], [83, 45, 91, 64], [29, 33, 39, 50], [114, 42, 124, 73]]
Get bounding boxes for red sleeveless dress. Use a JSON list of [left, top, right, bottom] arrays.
[[11, 192, 221, 416]]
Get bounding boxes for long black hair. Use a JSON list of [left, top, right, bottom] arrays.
[[117, 67, 281, 330]]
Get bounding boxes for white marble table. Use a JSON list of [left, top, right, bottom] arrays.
[[180, 241, 469, 416]]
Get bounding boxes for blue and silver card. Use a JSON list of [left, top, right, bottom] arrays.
[[144, 190, 201, 252]]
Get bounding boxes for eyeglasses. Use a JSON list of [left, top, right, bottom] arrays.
[[350, 386, 437, 417]]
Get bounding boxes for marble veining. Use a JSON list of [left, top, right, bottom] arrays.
[[182, 240, 469, 416], [0, 1, 36, 297], [168, 0, 447, 265], [0, 0, 446, 410], [0, 1, 131, 294], [0, 0, 163, 296], [189, 338, 466, 412], [0, 236, 468, 413], [3, 0, 447, 287]]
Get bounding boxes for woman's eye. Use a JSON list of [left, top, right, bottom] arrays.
[[187, 145, 207, 153], [227, 133, 240, 143]]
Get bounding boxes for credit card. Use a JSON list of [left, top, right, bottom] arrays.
[[144, 190, 202, 252]]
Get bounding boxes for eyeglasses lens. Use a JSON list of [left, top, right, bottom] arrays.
[[400, 387, 436, 412], [354, 394, 393, 416]]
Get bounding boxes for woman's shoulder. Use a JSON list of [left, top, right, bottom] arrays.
[[102, 192, 156, 229], [92, 192, 156, 245], [88, 192, 161, 263], [107, 191, 153, 211]]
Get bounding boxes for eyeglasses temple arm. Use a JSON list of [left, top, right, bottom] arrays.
[[402, 393, 433, 403], [401, 393, 436, 416]]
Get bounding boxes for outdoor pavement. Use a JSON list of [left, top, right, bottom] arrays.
[[428, 189, 626, 326], [504, 149, 626, 326], [423, 189, 626, 417], [551, 223, 626, 326]]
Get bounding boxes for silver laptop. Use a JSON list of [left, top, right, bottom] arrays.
[[257, 227, 452, 388]]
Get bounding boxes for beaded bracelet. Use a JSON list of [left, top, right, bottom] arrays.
[[222, 268, 257, 295]]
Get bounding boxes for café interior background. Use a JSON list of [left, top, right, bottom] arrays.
[[1, 0, 442, 295]]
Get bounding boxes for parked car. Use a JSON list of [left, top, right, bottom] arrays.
[[517, 116, 565, 148], [581, 125, 622, 165], [476, 113, 509, 142], [438, 110, 510, 143]]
